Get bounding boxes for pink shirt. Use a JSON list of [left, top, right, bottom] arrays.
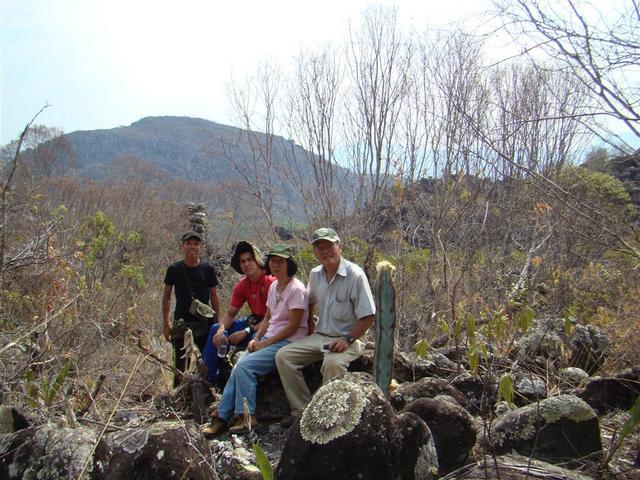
[[265, 277, 309, 341]]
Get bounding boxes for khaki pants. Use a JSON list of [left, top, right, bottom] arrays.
[[275, 333, 364, 416]]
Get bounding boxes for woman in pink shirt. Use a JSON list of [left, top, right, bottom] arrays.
[[203, 244, 308, 435]]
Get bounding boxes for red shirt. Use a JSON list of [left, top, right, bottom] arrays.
[[230, 271, 275, 317]]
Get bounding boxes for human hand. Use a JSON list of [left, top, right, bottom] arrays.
[[163, 322, 172, 342], [228, 330, 248, 345], [213, 329, 225, 348], [248, 340, 257, 352], [329, 337, 350, 353]]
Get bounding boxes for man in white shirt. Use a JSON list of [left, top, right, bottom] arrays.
[[275, 228, 376, 427]]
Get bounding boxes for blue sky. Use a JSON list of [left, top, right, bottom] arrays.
[[2, 0, 636, 150], [1, 0, 494, 145]]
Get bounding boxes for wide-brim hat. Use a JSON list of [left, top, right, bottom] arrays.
[[264, 244, 298, 277], [230, 241, 265, 274]]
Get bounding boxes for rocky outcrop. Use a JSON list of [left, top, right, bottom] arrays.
[[577, 367, 640, 413], [275, 372, 438, 480], [390, 377, 467, 411], [0, 424, 110, 479], [403, 396, 477, 475], [450, 372, 498, 415], [487, 394, 602, 466], [515, 317, 609, 374], [104, 421, 214, 479], [351, 349, 455, 382], [0, 421, 216, 480]]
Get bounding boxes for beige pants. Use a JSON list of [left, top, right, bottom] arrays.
[[275, 333, 364, 416]]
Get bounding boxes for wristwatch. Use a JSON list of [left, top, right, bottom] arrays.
[[344, 335, 355, 345]]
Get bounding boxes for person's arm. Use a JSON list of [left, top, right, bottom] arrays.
[[162, 284, 173, 341], [209, 287, 220, 320], [307, 303, 316, 334], [248, 308, 272, 352], [213, 305, 240, 347], [328, 314, 375, 353]]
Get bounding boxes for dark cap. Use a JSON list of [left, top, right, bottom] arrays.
[[311, 227, 340, 244], [182, 231, 203, 242], [230, 241, 265, 274]]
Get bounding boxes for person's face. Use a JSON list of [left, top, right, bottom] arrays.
[[268, 256, 288, 278], [313, 240, 341, 268], [181, 238, 202, 259], [239, 251, 260, 277]]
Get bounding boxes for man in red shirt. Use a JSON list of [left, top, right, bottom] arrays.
[[201, 241, 275, 387]]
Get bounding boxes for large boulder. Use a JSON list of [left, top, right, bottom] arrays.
[[577, 367, 640, 413], [403, 396, 477, 475], [450, 372, 498, 415], [104, 421, 214, 479], [0, 424, 110, 479], [390, 377, 467, 411], [275, 372, 438, 480], [488, 394, 602, 466]]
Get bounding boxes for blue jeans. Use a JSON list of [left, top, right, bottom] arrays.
[[217, 338, 290, 419], [201, 317, 254, 384]]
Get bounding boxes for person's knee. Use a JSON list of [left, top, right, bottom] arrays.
[[321, 356, 347, 376], [275, 348, 287, 367]]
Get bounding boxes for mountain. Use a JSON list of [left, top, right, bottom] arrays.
[[63, 116, 312, 184]]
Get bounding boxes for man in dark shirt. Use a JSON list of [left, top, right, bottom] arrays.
[[162, 231, 220, 384]]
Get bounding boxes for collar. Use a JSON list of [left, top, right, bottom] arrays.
[[321, 256, 347, 279]]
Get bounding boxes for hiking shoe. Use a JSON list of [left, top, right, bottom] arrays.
[[228, 415, 258, 433], [202, 417, 228, 437], [280, 414, 299, 429]]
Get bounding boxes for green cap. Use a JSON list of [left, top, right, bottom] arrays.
[[311, 227, 340, 244], [266, 244, 295, 258]]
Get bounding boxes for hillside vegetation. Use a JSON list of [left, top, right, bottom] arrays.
[[1, 3, 639, 478]]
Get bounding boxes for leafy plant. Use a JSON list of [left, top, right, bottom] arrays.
[[252, 444, 274, 480]]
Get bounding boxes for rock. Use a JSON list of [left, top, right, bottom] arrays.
[[449, 454, 594, 479], [275, 372, 438, 480], [515, 317, 609, 374], [104, 421, 214, 479], [403, 396, 477, 475], [351, 350, 454, 382], [450, 372, 497, 415], [515, 317, 566, 363], [559, 367, 589, 389], [0, 406, 29, 434], [256, 362, 323, 419], [569, 324, 610, 374], [577, 367, 640, 413], [389, 377, 467, 411], [0, 424, 110, 479], [488, 394, 602, 466], [514, 372, 547, 405]]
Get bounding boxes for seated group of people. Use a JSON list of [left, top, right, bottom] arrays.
[[162, 228, 376, 435]]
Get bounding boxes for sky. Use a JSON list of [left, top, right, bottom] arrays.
[[1, 0, 496, 145]]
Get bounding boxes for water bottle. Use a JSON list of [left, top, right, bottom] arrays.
[[217, 335, 228, 358]]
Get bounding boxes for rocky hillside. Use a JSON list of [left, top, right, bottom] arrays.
[[62, 116, 309, 184]]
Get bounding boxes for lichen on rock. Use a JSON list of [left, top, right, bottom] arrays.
[[300, 376, 373, 444], [491, 394, 598, 449]]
